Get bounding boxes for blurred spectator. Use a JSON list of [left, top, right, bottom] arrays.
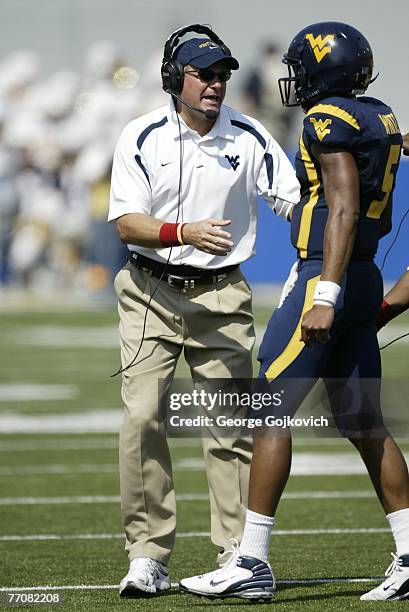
[[0, 41, 157, 292], [0, 146, 20, 283], [240, 42, 297, 149]]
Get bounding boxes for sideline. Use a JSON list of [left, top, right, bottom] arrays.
[[0, 528, 390, 542]]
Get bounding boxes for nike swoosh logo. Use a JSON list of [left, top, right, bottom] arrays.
[[383, 583, 395, 591], [210, 577, 231, 587], [161, 162, 172, 167]]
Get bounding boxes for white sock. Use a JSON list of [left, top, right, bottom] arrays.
[[387, 508, 409, 557], [239, 509, 275, 563]]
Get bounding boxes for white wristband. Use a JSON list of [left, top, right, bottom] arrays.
[[273, 199, 295, 221], [313, 280, 341, 307]]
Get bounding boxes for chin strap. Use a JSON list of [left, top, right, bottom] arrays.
[[369, 71, 379, 84]]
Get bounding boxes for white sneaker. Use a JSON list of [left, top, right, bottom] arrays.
[[119, 557, 170, 597], [360, 553, 409, 601], [179, 540, 275, 600]]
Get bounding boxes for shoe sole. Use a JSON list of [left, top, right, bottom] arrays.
[[119, 582, 170, 598], [390, 594, 409, 601], [179, 584, 274, 602]]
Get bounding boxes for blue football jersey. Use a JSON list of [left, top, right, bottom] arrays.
[[291, 95, 402, 260]]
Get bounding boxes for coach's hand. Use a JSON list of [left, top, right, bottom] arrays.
[[183, 219, 234, 256], [403, 133, 409, 156], [301, 305, 334, 348]]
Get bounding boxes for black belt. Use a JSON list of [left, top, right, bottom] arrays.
[[128, 252, 238, 290]]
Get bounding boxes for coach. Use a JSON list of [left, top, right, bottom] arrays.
[[108, 24, 300, 597]]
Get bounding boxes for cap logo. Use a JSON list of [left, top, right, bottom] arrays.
[[198, 41, 219, 49], [305, 33, 334, 63], [310, 117, 332, 140]]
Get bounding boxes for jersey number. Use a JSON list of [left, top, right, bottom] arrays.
[[366, 144, 401, 219]]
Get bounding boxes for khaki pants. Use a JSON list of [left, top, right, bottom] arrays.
[[115, 262, 254, 564]]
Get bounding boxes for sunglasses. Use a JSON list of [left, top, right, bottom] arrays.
[[185, 68, 232, 83]]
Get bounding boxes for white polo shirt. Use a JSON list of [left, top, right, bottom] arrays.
[[109, 100, 300, 269]]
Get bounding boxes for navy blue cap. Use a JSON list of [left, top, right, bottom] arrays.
[[174, 38, 239, 70]]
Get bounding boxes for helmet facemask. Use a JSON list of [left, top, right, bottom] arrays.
[[278, 57, 306, 107]]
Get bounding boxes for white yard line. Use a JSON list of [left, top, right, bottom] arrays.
[[0, 494, 209, 505], [0, 576, 382, 592], [0, 528, 390, 542], [5, 326, 119, 348], [0, 439, 119, 452], [173, 453, 409, 475], [0, 533, 209, 541], [0, 437, 200, 452], [0, 385, 79, 402], [0, 412, 123, 434], [0, 491, 375, 505], [2, 452, 409, 476], [4, 452, 409, 475], [283, 491, 374, 499], [0, 495, 121, 505], [0, 460, 204, 475], [0, 464, 118, 475]]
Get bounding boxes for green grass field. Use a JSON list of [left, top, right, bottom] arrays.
[[0, 302, 408, 610]]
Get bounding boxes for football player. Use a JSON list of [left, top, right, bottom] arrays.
[[180, 22, 409, 602], [376, 134, 409, 329]]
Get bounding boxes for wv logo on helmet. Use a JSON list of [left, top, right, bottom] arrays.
[[305, 33, 334, 63], [225, 155, 240, 171]]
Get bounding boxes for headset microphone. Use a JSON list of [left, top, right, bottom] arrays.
[[171, 94, 219, 120], [205, 109, 219, 119]]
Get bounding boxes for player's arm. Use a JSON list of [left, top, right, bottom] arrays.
[[301, 145, 360, 347], [377, 270, 409, 330], [116, 213, 234, 256]]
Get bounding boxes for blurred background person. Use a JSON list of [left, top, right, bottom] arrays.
[[240, 41, 298, 150]]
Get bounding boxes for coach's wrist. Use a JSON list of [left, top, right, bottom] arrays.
[[313, 280, 341, 307], [181, 223, 193, 245]]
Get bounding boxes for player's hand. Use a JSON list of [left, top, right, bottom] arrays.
[[301, 305, 334, 348], [403, 133, 409, 156], [183, 219, 233, 256]]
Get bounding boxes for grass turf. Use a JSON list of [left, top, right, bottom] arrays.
[[0, 305, 408, 610]]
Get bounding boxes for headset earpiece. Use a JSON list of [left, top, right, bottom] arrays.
[[161, 59, 185, 95]]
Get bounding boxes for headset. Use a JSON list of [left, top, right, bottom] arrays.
[[161, 23, 231, 95]]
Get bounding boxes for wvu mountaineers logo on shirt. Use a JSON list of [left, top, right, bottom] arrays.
[[225, 155, 240, 171], [305, 33, 334, 63], [309, 117, 332, 141]]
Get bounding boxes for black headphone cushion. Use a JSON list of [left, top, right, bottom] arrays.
[[161, 59, 185, 95]]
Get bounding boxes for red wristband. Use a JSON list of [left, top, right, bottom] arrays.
[[159, 223, 179, 247], [376, 299, 395, 330]]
